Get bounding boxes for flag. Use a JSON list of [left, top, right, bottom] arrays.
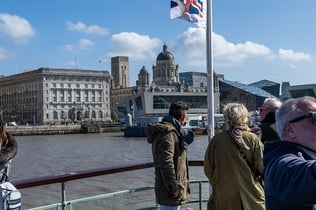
[[170, 0, 206, 27]]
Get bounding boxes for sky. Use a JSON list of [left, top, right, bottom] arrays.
[[1, 0, 316, 86]]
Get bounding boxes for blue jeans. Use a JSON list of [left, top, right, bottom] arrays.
[[159, 204, 180, 210]]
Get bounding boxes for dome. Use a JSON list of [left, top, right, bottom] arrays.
[[139, 66, 148, 75], [156, 43, 175, 62]]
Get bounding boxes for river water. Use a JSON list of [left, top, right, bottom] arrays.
[[10, 132, 210, 209]]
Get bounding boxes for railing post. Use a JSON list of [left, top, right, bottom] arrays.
[[199, 181, 202, 210], [61, 182, 67, 210]]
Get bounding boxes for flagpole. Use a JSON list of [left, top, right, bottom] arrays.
[[206, 0, 214, 140]]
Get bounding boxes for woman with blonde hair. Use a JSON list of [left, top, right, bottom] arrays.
[[0, 121, 18, 182], [204, 102, 265, 210]]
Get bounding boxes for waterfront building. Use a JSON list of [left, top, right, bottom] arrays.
[[218, 76, 277, 112], [179, 72, 207, 88], [111, 44, 221, 120], [0, 68, 111, 124], [110, 43, 280, 121], [249, 79, 280, 98], [281, 82, 316, 100], [111, 56, 130, 88]]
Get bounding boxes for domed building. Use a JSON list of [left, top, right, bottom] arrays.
[[137, 66, 150, 87], [110, 43, 278, 133], [111, 43, 211, 124], [152, 43, 179, 86]]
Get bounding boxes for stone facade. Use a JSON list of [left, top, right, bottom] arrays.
[[0, 68, 112, 124]]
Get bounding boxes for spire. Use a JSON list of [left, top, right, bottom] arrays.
[[163, 42, 167, 52]]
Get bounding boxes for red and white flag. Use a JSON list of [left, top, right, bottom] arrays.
[[170, 0, 206, 28]]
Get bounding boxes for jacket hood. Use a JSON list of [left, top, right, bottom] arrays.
[[146, 122, 178, 144]]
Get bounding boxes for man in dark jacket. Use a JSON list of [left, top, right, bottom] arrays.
[[259, 97, 282, 142], [264, 96, 316, 210], [146, 101, 194, 210]]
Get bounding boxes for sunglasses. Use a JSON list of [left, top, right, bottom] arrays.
[[288, 112, 316, 125]]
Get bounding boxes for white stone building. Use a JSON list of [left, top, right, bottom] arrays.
[[0, 68, 112, 125]]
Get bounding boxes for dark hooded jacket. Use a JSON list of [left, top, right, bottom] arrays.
[[259, 110, 280, 142], [146, 116, 194, 206], [264, 141, 316, 210]]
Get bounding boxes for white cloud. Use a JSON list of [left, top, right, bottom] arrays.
[[173, 27, 206, 67], [67, 21, 108, 36], [278, 48, 311, 61], [63, 44, 74, 52], [63, 39, 94, 52], [0, 13, 35, 43], [173, 27, 272, 68], [107, 32, 161, 60], [79, 38, 94, 50]]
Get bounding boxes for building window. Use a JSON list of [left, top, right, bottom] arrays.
[[153, 95, 207, 109], [67, 90, 72, 102], [92, 110, 96, 118], [60, 90, 65, 102], [52, 90, 57, 102], [75, 90, 81, 102], [97, 91, 101, 102], [84, 90, 88, 102], [91, 90, 95, 102], [53, 111, 58, 120]]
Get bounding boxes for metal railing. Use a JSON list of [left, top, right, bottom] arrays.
[[13, 161, 208, 210]]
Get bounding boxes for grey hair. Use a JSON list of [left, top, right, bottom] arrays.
[[262, 98, 282, 111], [276, 96, 316, 139]]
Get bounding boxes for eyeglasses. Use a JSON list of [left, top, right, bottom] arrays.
[[288, 112, 316, 125]]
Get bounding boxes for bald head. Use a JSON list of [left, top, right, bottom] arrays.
[[276, 96, 316, 150]]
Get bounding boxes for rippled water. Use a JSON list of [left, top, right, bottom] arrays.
[[10, 132, 209, 209]]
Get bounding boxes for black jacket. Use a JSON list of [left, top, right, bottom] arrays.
[[259, 111, 280, 142]]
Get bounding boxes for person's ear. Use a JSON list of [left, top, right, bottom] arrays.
[[284, 123, 296, 139]]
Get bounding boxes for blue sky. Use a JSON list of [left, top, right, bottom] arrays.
[[1, 0, 316, 86]]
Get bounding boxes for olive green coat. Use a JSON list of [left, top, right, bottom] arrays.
[[204, 130, 265, 210], [147, 121, 189, 206]]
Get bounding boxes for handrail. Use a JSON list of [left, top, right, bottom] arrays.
[[13, 160, 204, 189]]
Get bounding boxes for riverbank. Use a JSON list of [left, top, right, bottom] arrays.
[[6, 124, 125, 136]]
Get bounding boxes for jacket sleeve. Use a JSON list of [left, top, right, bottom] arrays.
[[252, 137, 264, 175], [0, 135, 18, 170], [243, 132, 264, 175], [269, 154, 316, 207], [158, 131, 179, 195], [204, 137, 215, 181]]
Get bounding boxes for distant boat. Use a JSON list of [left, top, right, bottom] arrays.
[[123, 114, 224, 137], [123, 126, 147, 137]]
